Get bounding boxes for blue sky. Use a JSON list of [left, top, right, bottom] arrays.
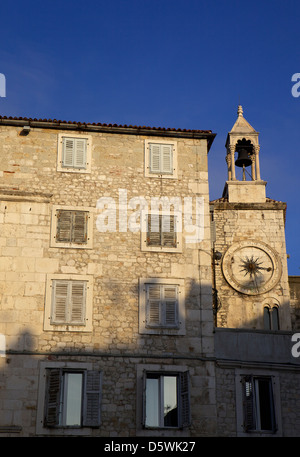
[[0, 0, 299, 274]]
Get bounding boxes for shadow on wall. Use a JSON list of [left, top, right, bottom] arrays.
[[0, 277, 214, 436]]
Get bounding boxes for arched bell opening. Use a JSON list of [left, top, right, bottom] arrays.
[[235, 139, 254, 181]]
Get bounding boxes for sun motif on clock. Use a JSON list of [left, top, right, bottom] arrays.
[[222, 241, 282, 295]]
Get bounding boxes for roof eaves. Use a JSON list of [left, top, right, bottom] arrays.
[[0, 116, 216, 149]]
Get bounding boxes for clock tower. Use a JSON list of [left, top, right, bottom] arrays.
[[211, 106, 292, 330]]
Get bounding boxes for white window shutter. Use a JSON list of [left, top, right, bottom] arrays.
[[70, 281, 86, 324], [51, 280, 86, 325], [83, 370, 102, 427], [149, 144, 161, 173], [44, 369, 61, 427], [74, 139, 87, 168], [62, 138, 75, 167], [51, 280, 69, 324], [149, 143, 173, 174], [62, 137, 87, 169], [161, 144, 173, 173], [179, 371, 191, 428]]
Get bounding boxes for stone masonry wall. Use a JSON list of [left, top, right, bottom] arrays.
[[0, 124, 216, 436], [212, 201, 291, 330], [215, 365, 300, 437], [0, 125, 213, 355]]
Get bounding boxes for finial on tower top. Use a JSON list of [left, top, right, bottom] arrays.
[[237, 105, 243, 117]]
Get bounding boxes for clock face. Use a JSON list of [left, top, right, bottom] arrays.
[[222, 241, 281, 295]]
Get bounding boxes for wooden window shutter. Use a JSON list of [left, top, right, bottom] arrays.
[[70, 281, 86, 324], [147, 214, 161, 246], [141, 370, 147, 428], [56, 210, 88, 244], [146, 284, 161, 326], [56, 210, 73, 242], [147, 214, 177, 248], [179, 371, 191, 428], [44, 369, 61, 427], [146, 284, 178, 328], [51, 280, 68, 324], [83, 370, 102, 427], [72, 211, 88, 244], [162, 215, 177, 247], [163, 285, 178, 327], [242, 376, 256, 431]]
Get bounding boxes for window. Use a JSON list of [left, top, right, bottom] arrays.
[[143, 371, 190, 429], [139, 278, 185, 335], [263, 306, 279, 330], [141, 211, 182, 253], [147, 214, 177, 248], [44, 274, 93, 332], [57, 134, 92, 173], [144, 139, 177, 179], [145, 283, 178, 328], [56, 210, 88, 244], [149, 143, 173, 174], [242, 376, 276, 433], [51, 279, 86, 326], [44, 368, 102, 428], [62, 137, 87, 169], [50, 206, 94, 249]]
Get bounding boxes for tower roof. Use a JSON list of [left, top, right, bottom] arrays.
[[225, 105, 259, 147]]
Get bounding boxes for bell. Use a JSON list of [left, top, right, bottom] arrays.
[[235, 149, 252, 168]]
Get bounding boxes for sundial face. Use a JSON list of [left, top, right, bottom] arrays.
[[222, 241, 281, 295]]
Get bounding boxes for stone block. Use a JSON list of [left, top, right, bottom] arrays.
[[35, 258, 59, 273]]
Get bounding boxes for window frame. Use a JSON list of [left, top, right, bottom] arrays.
[[263, 305, 280, 331], [235, 369, 282, 436], [50, 205, 94, 249], [57, 133, 92, 173], [141, 210, 182, 253], [139, 278, 185, 335], [136, 364, 190, 435], [144, 139, 177, 179], [44, 274, 93, 332], [36, 362, 102, 435]]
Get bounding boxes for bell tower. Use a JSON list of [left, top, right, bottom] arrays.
[[223, 105, 266, 203], [211, 106, 291, 330]]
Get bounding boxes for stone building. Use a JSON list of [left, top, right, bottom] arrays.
[[0, 116, 217, 436], [211, 106, 300, 436], [0, 107, 299, 437]]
